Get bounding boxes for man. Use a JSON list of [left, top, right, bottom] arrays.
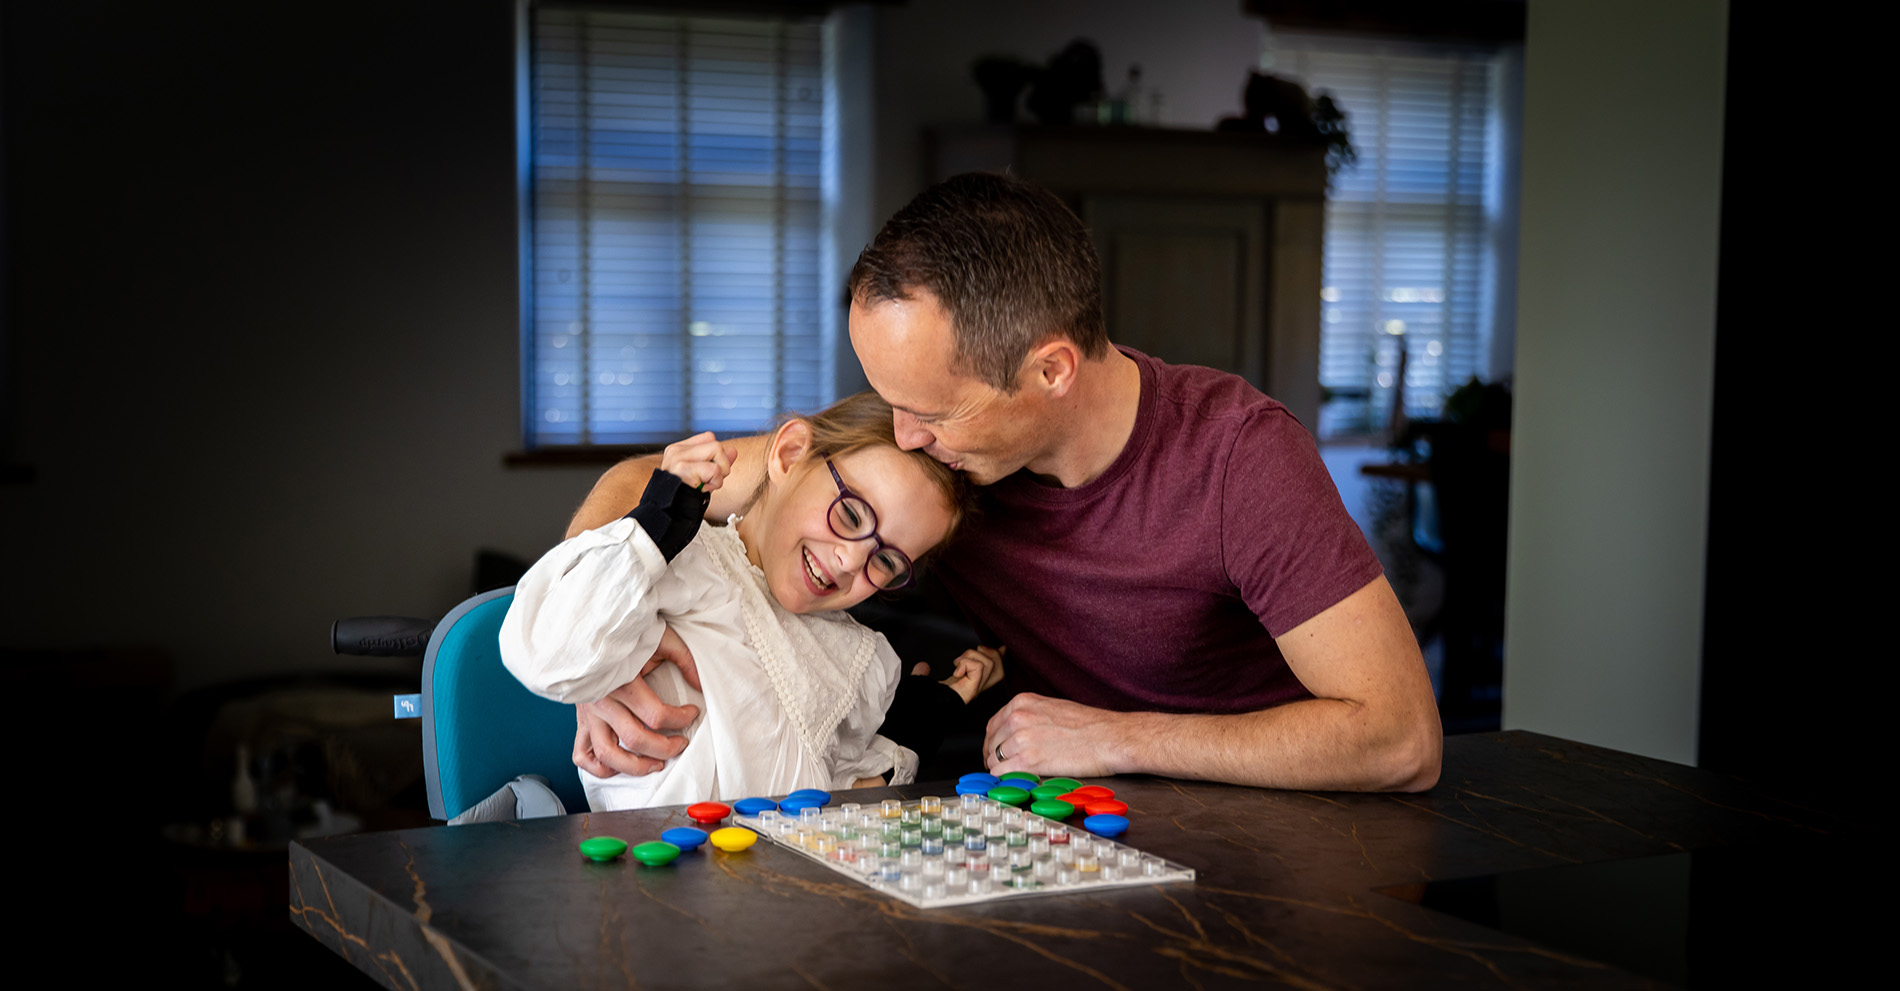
[[566, 173, 1441, 792]]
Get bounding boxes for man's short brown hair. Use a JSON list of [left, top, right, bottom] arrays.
[[847, 172, 1108, 391]]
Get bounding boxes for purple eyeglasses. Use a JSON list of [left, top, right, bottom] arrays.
[[825, 460, 915, 590]]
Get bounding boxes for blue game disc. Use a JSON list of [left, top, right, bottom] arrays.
[[958, 772, 1000, 787], [661, 827, 709, 852], [955, 780, 992, 796], [732, 797, 778, 816], [778, 796, 823, 814], [1082, 814, 1129, 838], [786, 788, 831, 805]]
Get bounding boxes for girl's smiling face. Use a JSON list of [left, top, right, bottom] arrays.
[[738, 420, 954, 615]]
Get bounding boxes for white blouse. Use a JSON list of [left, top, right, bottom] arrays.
[[499, 516, 916, 811]]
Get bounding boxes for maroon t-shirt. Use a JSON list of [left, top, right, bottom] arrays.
[[934, 348, 1384, 714]]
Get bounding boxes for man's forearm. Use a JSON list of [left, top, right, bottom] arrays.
[[1109, 575, 1438, 792], [988, 682, 1440, 793], [567, 455, 661, 538], [986, 581, 1440, 792], [1112, 695, 1441, 792], [566, 435, 769, 538]]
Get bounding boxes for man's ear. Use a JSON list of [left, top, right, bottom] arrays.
[[1024, 337, 1082, 399], [767, 418, 814, 481]]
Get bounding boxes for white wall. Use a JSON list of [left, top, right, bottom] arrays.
[[1503, 0, 1728, 764]]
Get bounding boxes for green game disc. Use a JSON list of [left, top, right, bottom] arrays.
[[1030, 784, 1068, 801], [997, 771, 1040, 785], [631, 841, 682, 866], [1030, 799, 1076, 820], [1041, 778, 1084, 791], [578, 837, 628, 861], [987, 785, 1031, 806]]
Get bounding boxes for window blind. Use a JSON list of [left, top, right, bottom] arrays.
[[528, 7, 825, 447], [1267, 33, 1498, 439]]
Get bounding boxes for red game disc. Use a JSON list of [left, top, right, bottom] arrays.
[[1074, 785, 1114, 800], [687, 801, 732, 825], [1083, 799, 1128, 817]]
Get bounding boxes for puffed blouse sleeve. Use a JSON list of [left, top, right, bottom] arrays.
[[825, 632, 919, 788], [499, 516, 723, 705]]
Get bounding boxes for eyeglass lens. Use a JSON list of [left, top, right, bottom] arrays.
[[827, 497, 912, 590]]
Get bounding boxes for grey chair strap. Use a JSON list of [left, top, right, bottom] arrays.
[[447, 774, 569, 825]]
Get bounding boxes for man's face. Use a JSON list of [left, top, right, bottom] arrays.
[[849, 292, 1046, 486]]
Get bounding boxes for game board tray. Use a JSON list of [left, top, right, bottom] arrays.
[[735, 792, 1195, 909]]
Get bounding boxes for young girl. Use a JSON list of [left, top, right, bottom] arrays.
[[500, 392, 993, 811]]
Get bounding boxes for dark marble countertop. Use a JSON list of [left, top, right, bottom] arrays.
[[290, 731, 1869, 990]]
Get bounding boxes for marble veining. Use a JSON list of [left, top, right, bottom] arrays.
[[290, 732, 1865, 990]]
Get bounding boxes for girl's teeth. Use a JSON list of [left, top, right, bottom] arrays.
[[805, 549, 832, 588]]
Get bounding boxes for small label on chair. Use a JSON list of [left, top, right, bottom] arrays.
[[392, 694, 422, 719]]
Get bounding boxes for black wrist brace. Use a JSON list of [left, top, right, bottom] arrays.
[[625, 469, 711, 562]]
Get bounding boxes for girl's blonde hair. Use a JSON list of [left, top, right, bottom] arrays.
[[766, 390, 974, 551]]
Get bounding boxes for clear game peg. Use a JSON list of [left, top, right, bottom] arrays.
[[1077, 851, 1100, 878]]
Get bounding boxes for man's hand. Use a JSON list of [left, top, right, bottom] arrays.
[[942, 646, 1005, 704], [572, 625, 704, 778], [984, 692, 1127, 778]]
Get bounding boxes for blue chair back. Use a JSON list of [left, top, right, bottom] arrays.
[[421, 588, 586, 819]]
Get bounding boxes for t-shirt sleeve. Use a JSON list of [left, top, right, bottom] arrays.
[[1221, 407, 1385, 638]]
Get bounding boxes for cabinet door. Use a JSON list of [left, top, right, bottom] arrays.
[[1084, 194, 1320, 429], [1085, 195, 1265, 388]]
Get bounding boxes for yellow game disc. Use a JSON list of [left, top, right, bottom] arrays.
[[708, 826, 758, 852]]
